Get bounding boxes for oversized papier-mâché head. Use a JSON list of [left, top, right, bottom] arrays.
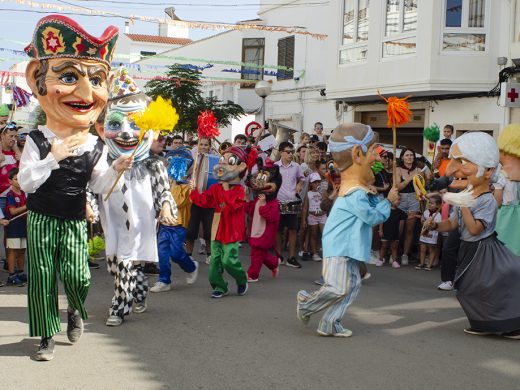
[[249, 158, 282, 201], [165, 147, 194, 184], [24, 15, 118, 133], [104, 68, 152, 161], [213, 146, 257, 183]]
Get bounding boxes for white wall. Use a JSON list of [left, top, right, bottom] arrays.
[[326, 0, 512, 100], [116, 35, 186, 64]]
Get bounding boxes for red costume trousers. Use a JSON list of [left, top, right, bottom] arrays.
[[248, 246, 279, 279]]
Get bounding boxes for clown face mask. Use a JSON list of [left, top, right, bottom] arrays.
[[104, 94, 152, 161], [213, 151, 246, 183]]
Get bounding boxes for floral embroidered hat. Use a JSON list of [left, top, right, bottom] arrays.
[[24, 14, 118, 67]]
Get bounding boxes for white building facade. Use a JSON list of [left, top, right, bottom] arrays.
[[326, 0, 516, 156]]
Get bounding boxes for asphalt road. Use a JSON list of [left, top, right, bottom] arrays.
[[1, 246, 519, 390]]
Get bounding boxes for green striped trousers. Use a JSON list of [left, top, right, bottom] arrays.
[[27, 211, 90, 338]]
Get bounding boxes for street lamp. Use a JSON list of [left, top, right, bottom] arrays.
[[255, 80, 272, 131]]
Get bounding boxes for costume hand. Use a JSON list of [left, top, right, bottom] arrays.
[[12, 144, 21, 161], [86, 204, 96, 223], [189, 180, 196, 191], [0, 219, 9, 226], [258, 193, 266, 205], [387, 186, 399, 204], [113, 155, 133, 173], [51, 135, 81, 162], [159, 206, 177, 226]]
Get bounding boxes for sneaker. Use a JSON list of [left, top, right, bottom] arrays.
[[296, 304, 310, 325], [362, 272, 371, 281], [391, 261, 400, 269], [211, 290, 228, 298], [6, 274, 25, 287], [272, 267, 279, 278], [205, 255, 211, 265], [286, 257, 302, 268], [66, 308, 83, 343], [198, 242, 206, 255], [106, 315, 124, 326], [33, 337, 55, 361], [247, 276, 259, 282], [401, 254, 409, 266], [237, 283, 248, 296], [312, 254, 322, 262], [437, 281, 454, 291], [88, 260, 100, 269], [314, 277, 324, 286], [502, 330, 520, 340], [414, 264, 425, 270], [0, 280, 4, 287], [463, 327, 493, 336], [150, 281, 171, 293], [375, 259, 384, 267], [16, 271, 27, 282], [317, 329, 353, 338], [133, 300, 147, 314], [143, 263, 160, 275], [186, 261, 199, 285], [424, 265, 433, 271]]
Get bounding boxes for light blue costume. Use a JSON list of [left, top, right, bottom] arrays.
[[297, 126, 391, 335]]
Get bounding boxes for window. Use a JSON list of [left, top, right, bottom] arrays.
[[443, 0, 488, 52], [277, 36, 295, 80], [140, 51, 156, 59], [382, 0, 417, 58], [241, 38, 265, 87], [339, 0, 370, 64]]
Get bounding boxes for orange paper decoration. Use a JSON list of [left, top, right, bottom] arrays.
[[378, 91, 412, 128]]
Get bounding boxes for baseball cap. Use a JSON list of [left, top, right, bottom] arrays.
[[309, 172, 321, 183]]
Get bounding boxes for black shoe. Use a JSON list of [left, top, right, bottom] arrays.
[[6, 273, 25, 287], [143, 263, 160, 275], [67, 308, 83, 343], [33, 337, 55, 361], [88, 260, 100, 269], [16, 271, 27, 282], [286, 257, 302, 268]]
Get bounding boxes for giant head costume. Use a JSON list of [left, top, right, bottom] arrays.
[[165, 146, 194, 184], [25, 15, 118, 136], [444, 131, 499, 206], [213, 146, 256, 184], [103, 68, 152, 162], [328, 123, 379, 188], [249, 158, 282, 201], [498, 124, 520, 181]]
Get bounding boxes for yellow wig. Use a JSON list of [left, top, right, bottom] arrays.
[[498, 124, 520, 158]]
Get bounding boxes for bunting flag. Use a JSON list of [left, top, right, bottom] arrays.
[[12, 85, 32, 107], [0, 0, 327, 40]]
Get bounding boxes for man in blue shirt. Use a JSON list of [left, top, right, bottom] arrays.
[[296, 123, 398, 337]]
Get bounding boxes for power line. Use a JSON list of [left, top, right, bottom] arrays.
[[71, 0, 329, 7]]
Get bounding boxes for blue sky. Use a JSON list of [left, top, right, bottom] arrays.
[[0, 0, 260, 70]]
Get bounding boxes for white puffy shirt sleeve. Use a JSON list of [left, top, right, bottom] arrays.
[[18, 135, 60, 194], [88, 145, 122, 194]]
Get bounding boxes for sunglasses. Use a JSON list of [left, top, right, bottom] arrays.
[[283, 150, 295, 154], [1, 122, 19, 134]]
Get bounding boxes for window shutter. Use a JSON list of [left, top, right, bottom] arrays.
[[277, 36, 295, 80]]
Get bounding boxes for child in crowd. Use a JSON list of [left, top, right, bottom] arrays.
[[5, 168, 27, 286], [316, 160, 328, 193], [302, 173, 327, 262], [416, 193, 442, 270], [0, 207, 9, 287], [376, 196, 406, 268]]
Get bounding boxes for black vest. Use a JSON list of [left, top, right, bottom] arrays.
[[27, 130, 103, 220]]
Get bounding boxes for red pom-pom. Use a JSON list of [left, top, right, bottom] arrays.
[[197, 111, 220, 138], [246, 146, 259, 171]]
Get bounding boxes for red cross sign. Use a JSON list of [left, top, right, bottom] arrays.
[[500, 82, 520, 107]]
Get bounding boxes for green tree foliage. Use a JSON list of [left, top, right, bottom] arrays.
[[145, 64, 245, 135]]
